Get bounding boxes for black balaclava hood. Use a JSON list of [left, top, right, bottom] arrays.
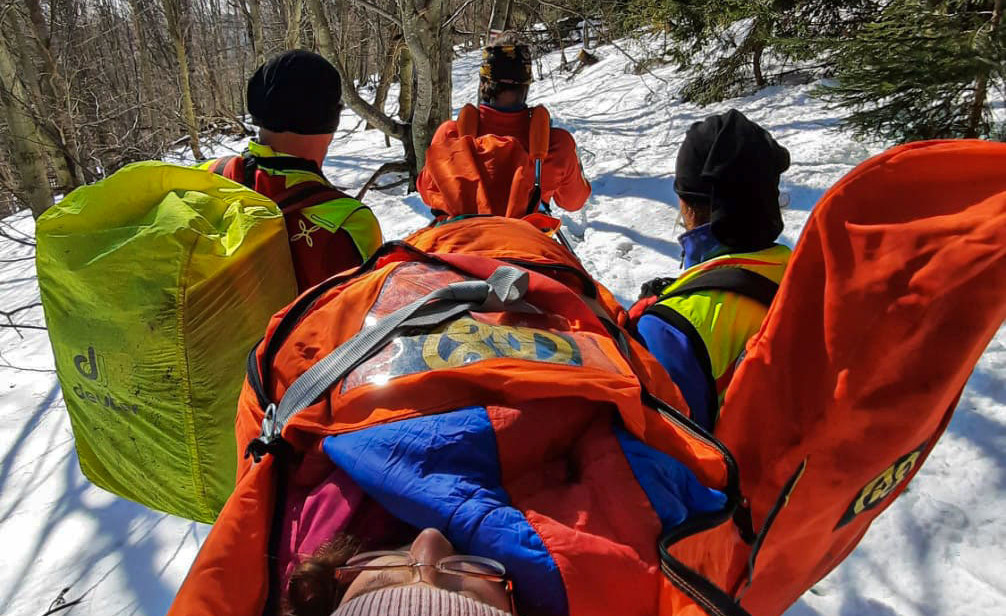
[[674, 109, 790, 252], [247, 50, 343, 135]]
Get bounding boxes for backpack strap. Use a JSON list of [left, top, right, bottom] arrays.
[[526, 105, 551, 215], [660, 267, 779, 308], [644, 267, 779, 427], [246, 265, 532, 461], [207, 155, 234, 176], [457, 103, 479, 138], [208, 152, 259, 189]]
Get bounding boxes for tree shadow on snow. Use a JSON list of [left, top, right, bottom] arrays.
[[0, 384, 191, 616]]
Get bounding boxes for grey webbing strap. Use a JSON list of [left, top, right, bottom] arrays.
[[256, 266, 529, 449]]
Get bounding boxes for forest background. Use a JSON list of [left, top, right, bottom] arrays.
[[0, 0, 1002, 220]]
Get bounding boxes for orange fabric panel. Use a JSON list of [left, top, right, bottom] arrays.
[[417, 133, 536, 218], [713, 140, 1006, 615], [167, 457, 275, 616], [489, 404, 664, 616]]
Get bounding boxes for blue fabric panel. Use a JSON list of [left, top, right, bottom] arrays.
[[614, 423, 728, 532], [323, 408, 567, 616], [678, 223, 730, 269], [637, 314, 713, 429]]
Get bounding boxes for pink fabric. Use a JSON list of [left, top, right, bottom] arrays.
[[278, 466, 365, 587]]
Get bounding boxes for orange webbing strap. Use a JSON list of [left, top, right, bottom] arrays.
[[529, 106, 551, 187], [457, 104, 479, 138], [528, 106, 551, 162]]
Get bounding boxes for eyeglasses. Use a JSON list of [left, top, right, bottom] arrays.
[[333, 550, 517, 614]]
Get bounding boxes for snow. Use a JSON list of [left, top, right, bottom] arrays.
[[2, 37, 1004, 616]]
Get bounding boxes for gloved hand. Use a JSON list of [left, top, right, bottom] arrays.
[[638, 276, 676, 299]]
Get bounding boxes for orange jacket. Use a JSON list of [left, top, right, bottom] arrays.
[[419, 105, 591, 212]]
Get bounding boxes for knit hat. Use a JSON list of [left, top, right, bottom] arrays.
[[480, 45, 533, 86], [247, 50, 343, 135], [674, 109, 790, 252], [330, 585, 511, 616]]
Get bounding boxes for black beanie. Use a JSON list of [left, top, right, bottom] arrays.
[[674, 109, 790, 251], [247, 50, 343, 135]]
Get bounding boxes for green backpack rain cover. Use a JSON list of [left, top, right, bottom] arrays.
[[36, 162, 298, 523]]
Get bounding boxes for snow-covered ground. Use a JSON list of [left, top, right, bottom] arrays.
[[2, 38, 1003, 616]]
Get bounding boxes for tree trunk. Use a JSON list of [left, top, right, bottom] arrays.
[[285, 0, 303, 50], [0, 27, 54, 217], [305, 0, 403, 140], [370, 36, 402, 127], [399, 0, 452, 174], [23, 0, 87, 186], [398, 44, 414, 123], [752, 40, 765, 88], [965, 0, 1002, 138], [163, 0, 204, 159], [486, 0, 515, 36], [127, 0, 156, 130], [7, 12, 74, 191], [247, 0, 267, 65]]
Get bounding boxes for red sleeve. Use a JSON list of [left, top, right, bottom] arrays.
[[542, 128, 591, 212]]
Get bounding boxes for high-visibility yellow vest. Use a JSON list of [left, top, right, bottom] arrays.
[[645, 244, 791, 418]]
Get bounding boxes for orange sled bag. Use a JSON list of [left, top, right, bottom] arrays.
[[169, 216, 739, 616], [663, 140, 1006, 615]]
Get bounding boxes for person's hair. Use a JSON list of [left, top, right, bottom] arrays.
[[285, 534, 362, 616], [681, 198, 712, 228], [479, 81, 529, 105]]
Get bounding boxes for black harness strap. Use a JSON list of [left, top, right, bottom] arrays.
[[646, 303, 720, 425], [252, 154, 325, 175], [644, 267, 779, 424], [241, 152, 258, 189], [660, 267, 779, 308]]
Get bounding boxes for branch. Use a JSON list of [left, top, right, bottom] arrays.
[[346, 0, 401, 27], [356, 161, 410, 200], [39, 586, 87, 616], [320, 41, 406, 141], [0, 302, 45, 339], [0, 349, 55, 373], [442, 0, 479, 30], [607, 38, 667, 84], [0, 220, 37, 246]]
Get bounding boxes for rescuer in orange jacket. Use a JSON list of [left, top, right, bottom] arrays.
[[418, 33, 591, 215]]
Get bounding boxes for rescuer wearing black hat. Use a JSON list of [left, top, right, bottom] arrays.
[[200, 50, 383, 292], [627, 109, 792, 431], [417, 32, 591, 214]]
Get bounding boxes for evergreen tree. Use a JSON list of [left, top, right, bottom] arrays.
[[622, 1, 881, 105], [818, 0, 1004, 142]]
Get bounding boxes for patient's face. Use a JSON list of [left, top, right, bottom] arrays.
[[337, 528, 511, 613]]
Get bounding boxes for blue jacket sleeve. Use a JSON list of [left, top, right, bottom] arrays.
[[636, 314, 713, 430]]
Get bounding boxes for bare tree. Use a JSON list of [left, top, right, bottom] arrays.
[[163, 0, 205, 159], [0, 7, 53, 218]]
